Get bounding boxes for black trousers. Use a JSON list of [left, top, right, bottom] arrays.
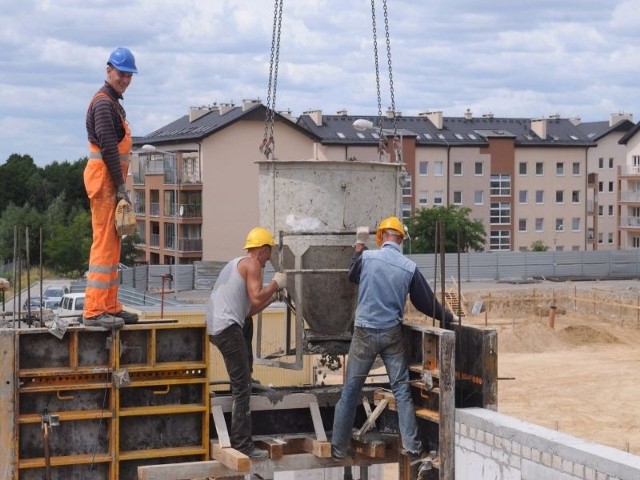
[[209, 317, 254, 452]]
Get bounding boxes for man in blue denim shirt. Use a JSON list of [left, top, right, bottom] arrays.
[[331, 216, 455, 459]]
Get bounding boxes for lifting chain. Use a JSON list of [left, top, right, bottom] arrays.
[[260, 0, 284, 160], [370, 0, 401, 163]]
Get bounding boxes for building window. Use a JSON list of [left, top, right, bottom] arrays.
[[489, 230, 511, 251], [402, 173, 412, 197], [535, 218, 543, 232], [453, 191, 463, 204], [164, 222, 176, 249], [402, 202, 411, 220], [418, 191, 428, 205], [598, 205, 603, 216], [519, 162, 527, 175], [598, 157, 604, 168], [518, 218, 527, 232], [535, 190, 544, 203], [572, 162, 580, 175], [474, 190, 484, 205], [555, 190, 564, 203], [419, 161, 428, 175], [633, 237, 640, 248], [608, 232, 614, 243], [598, 233, 603, 243], [475, 162, 483, 175], [555, 218, 564, 232], [434, 161, 444, 176], [556, 162, 564, 175], [519, 190, 528, 204], [453, 162, 462, 175], [608, 205, 614, 216], [572, 217, 580, 231], [609, 158, 614, 169], [490, 202, 511, 225], [608, 181, 614, 192], [598, 182, 603, 192], [433, 191, 443, 205], [535, 162, 544, 175], [572, 190, 580, 203], [490, 174, 511, 196]]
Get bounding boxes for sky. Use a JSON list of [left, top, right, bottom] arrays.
[[2, 0, 640, 167]]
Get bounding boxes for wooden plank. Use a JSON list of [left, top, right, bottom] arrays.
[[0, 330, 16, 480], [255, 438, 285, 460], [211, 442, 250, 472], [211, 404, 231, 448], [211, 392, 321, 413], [287, 437, 331, 458], [308, 400, 327, 442], [356, 398, 388, 438], [353, 438, 386, 458], [415, 407, 440, 423]]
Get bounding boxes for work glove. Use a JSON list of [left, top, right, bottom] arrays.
[[117, 184, 131, 205], [355, 226, 370, 245], [273, 272, 287, 290]]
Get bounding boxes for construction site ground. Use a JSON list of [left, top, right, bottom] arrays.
[[451, 278, 640, 457]]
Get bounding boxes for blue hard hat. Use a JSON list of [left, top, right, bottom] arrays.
[[107, 47, 138, 74]]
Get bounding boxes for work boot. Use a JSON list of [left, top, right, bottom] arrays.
[[115, 310, 139, 324], [242, 446, 269, 460], [83, 313, 125, 330], [331, 445, 348, 459]]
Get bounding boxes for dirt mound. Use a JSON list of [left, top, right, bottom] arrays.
[[558, 325, 621, 346], [498, 319, 568, 353]]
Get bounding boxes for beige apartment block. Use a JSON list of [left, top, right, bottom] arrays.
[[130, 102, 638, 263]]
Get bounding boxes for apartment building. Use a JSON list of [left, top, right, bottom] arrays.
[[576, 114, 635, 250], [131, 101, 636, 262], [618, 122, 640, 249]]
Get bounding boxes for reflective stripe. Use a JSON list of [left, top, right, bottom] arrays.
[[88, 264, 114, 274]]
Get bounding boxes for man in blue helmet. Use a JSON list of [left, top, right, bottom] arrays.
[[83, 47, 139, 329]]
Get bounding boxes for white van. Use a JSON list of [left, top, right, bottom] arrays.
[[56, 293, 85, 322]]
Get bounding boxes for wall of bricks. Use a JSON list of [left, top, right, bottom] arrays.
[[456, 408, 640, 480]]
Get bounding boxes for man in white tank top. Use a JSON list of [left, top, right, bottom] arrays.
[[206, 227, 287, 459]]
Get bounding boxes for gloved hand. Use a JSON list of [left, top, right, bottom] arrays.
[[452, 314, 460, 322], [117, 184, 131, 205], [273, 272, 287, 290], [355, 226, 370, 245]]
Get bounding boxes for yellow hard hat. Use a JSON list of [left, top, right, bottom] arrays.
[[244, 227, 275, 249], [376, 216, 405, 246]]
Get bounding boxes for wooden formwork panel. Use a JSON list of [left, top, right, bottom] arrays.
[[3, 322, 210, 480]]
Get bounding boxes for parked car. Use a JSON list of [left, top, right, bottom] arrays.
[[43, 285, 69, 304], [22, 297, 42, 311], [43, 299, 61, 310], [56, 293, 85, 322]]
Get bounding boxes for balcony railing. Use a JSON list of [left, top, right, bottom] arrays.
[[620, 191, 640, 203], [621, 216, 640, 228], [178, 237, 203, 252], [620, 166, 640, 177], [180, 203, 202, 218], [134, 203, 145, 215], [149, 233, 160, 247], [149, 202, 160, 216], [165, 170, 202, 185], [132, 173, 145, 185]]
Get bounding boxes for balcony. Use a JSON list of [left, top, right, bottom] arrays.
[[178, 237, 203, 252], [149, 233, 160, 247], [132, 172, 145, 185], [180, 203, 202, 218], [619, 166, 640, 177], [134, 203, 145, 215], [620, 191, 640, 203], [165, 170, 202, 185], [620, 216, 640, 228], [149, 202, 160, 216]]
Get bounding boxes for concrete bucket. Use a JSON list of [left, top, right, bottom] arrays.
[[258, 160, 402, 354]]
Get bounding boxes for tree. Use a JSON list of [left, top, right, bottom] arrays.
[[0, 154, 39, 214], [44, 211, 92, 276], [406, 205, 486, 253], [530, 240, 549, 252], [121, 232, 144, 266], [0, 203, 47, 263]]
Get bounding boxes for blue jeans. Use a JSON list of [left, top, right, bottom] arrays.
[[331, 324, 422, 454]]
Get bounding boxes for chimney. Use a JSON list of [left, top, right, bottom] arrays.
[[482, 112, 494, 119], [304, 109, 323, 127], [464, 108, 473, 121], [531, 118, 547, 140], [278, 109, 293, 121], [422, 111, 443, 130], [385, 108, 401, 118], [189, 104, 218, 122], [219, 102, 235, 115], [336, 109, 348, 116], [548, 113, 561, 120], [610, 111, 633, 127], [242, 98, 261, 112], [569, 117, 581, 126]]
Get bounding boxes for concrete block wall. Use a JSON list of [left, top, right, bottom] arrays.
[[456, 408, 640, 480]]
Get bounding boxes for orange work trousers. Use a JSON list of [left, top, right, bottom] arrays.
[[83, 158, 128, 318]]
